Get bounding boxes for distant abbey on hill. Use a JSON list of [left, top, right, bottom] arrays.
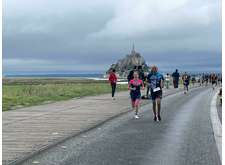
[[107, 45, 149, 77]]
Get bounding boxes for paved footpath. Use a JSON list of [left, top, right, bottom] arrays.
[[21, 87, 220, 165], [3, 86, 191, 165]]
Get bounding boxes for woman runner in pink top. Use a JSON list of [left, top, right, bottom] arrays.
[[128, 72, 144, 119]]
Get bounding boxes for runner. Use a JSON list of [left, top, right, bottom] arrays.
[[165, 73, 170, 89], [219, 88, 222, 105], [144, 72, 150, 98], [218, 74, 222, 85], [128, 71, 144, 119], [147, 66, 164, 121], [182, 72, 190, 94], [172, 69, 180, 88], [108, 69, 117, 100], [205, 74, 209, 86], [191, 76, 196, 87], [201, 73, 204, 86], [138, 65, 145, 81], [210, 73, 217, 90], [127, 66, 136, 82]]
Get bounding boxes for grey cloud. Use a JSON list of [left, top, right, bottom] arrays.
[[3, 0, 221, 73]]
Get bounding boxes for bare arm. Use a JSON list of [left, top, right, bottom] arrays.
[[141, 80, 145, 90], [161, 79, 164, 88]]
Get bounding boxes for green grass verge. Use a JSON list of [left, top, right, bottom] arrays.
[[3, 82, 128, 111]]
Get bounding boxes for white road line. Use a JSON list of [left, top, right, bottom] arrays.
[[210, 90, 222, 162]]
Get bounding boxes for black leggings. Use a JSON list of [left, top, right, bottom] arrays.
[[146, 86, 150, 97], [111, 83, 116, 97]]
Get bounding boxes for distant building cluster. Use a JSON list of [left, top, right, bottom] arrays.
[[106, 45, 149, 78]]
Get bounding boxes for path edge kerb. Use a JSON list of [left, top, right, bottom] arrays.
[[9, 86, 202, 165], [210, 89, 222, 163]]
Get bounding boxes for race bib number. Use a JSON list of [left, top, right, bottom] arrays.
[[153, 87, 161, 92]]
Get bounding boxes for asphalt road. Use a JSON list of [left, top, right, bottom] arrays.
[[21, 87, 220, 165]]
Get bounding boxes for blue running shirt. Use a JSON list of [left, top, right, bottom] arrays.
[[147, 72, 164, 90]]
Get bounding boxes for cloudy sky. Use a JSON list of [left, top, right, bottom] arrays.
[[3, 0, 222, 74]]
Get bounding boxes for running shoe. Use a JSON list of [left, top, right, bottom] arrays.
[[158, 115, 161, 121], [154, 116, 157, 121], [134, 115, 139, 119]]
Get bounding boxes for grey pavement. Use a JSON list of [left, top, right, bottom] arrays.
[[3, 85, 187, 165], [20, 87, 220, 165]]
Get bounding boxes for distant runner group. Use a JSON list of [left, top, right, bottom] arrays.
[[108, 66, 221, 121]]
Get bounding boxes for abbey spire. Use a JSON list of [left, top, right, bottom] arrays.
[[131, 44, 135, 54]]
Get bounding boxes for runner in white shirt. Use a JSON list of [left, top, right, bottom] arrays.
[[165, 73, 170, 89]]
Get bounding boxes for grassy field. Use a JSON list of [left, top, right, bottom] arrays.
[[3, 78, 128, 111]]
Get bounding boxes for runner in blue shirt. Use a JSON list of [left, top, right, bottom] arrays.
[[147, 66, 164, 121]]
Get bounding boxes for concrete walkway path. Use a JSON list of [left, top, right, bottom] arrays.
[[3, 86, 188, 165]]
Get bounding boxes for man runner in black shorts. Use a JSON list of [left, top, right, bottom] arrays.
[[147, 66, 164, 121]]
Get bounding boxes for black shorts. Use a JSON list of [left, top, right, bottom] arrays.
[[151, 90, 162, 101], [183, 81, 189, 86], [130, 92, 141, 101], [212, 81, 216, 85]]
